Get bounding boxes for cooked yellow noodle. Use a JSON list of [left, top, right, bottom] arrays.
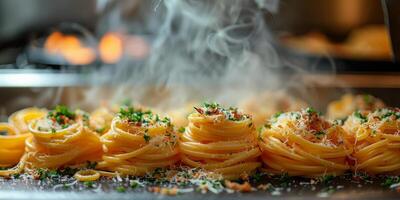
[[344, 108, 400, 174], [89, 107, 114, 135], [180, 104, 261, 180], [327, 94, 385, 120], [74, 169, 101, 181], [0, 108, 47, 177], [98, 109, 179, 176], [259, 109, 352, 177], [9, 107, 47, 134], [0, 123, 27, 175], [24, 110, 103, 178]]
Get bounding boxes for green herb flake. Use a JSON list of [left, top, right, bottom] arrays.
[[48, 105, 76, 123], [354, 110, 367, 123], [382, 176, 400, 188], [143, 133, 151, 143], [130, 180, 141, 189], [84, 181, 94, 188], [363, 94, 372, 105], [305, 107, 322, 116], [315, 131, 326, 139], [96, 127, 106, 133], [320, 175, 334, 185], [86, 161, 98, 169], [12, 174, 20, 179], [38, 169, 59, 180], [273, 111, 283, 118], [178, 127, 186, 133], [116, 186, 126, 193]]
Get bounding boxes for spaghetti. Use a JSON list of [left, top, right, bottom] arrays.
[[24, 105, 103, 175], [259, 108, 353, 177], [98, 106, 179, 176], [180, 102, 261, 180], [0, 123, 27, 175], [327, 94, 385, 120], [0, 107, 47, 177], [89, 106, 114, 135], [239, 91, 307, 127], [9, 107, 48, 134], [344, 108, 400, 174]]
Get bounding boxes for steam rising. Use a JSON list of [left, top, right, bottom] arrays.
[[93, 0, 293, 110], [1, 0, 319, 116]]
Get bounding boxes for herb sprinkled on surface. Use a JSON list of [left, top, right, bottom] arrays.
[[194, 102, 250, 121]]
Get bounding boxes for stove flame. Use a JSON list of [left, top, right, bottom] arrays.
[[99, 33, 123, 64], [44, 31, 96, 65]]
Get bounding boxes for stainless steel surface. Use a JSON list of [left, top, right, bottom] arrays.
[[382, 0, 400, 62], [0, 69, 105, 87], [0, 176, 399, 200], [0, 0, 97, 46]]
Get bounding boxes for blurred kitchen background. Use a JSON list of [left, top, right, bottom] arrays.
[[0, 0, 399, 116]]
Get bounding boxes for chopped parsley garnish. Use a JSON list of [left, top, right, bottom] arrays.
[[96, 127, 106, 133], [12, 173, 20, 179], [203, 102, 219, 110], [257, 132, 264, 142], [178, 127, 186, 133], [315, 131, 325, 139], [57, 167, 78, 176], [334, 117, 347, 126], [143, 133, 151, 143], [86, 161, 98, 169], [320, 175, 334, 185], [382, 176, 400, 188], [291, 112, 301, 120], [118, 106, 145, 123], [378, 109, 400, 120], [118, 106, 170, 128], [194, 102, 250, 121], [116, 186, 126, 193], [48, 105, 76, 125], [84, 181, 94, 188], [278, 173, 290, 187], [305, 107, 321, 116], [37, 168, 59, 180], [354, 110, 367, 123], [82, 112, 90, 126], [273, 111, 283, 118], [130, 181, 139, 189], [363, 94, 373, 105]]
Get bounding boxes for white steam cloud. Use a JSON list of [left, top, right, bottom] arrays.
[[86, 0, 310, 110]]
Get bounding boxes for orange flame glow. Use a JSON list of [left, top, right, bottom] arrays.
[[44, 32, 96, 65], [99, 33, 123, 64]]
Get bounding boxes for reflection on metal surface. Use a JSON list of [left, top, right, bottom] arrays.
[[0, 70, 107, 87]]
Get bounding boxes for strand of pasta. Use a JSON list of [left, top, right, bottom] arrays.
[[180, 111, 261, 180], [344, 109, 400, 174], [9, 107, 47, 134], [0, 123, 28, 176], [89, 107, 114, 135], [0, 108, 47, 177], [25, 117, 103, 177], [259, 110, 352, 177], [97, 116, 179, 176]]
